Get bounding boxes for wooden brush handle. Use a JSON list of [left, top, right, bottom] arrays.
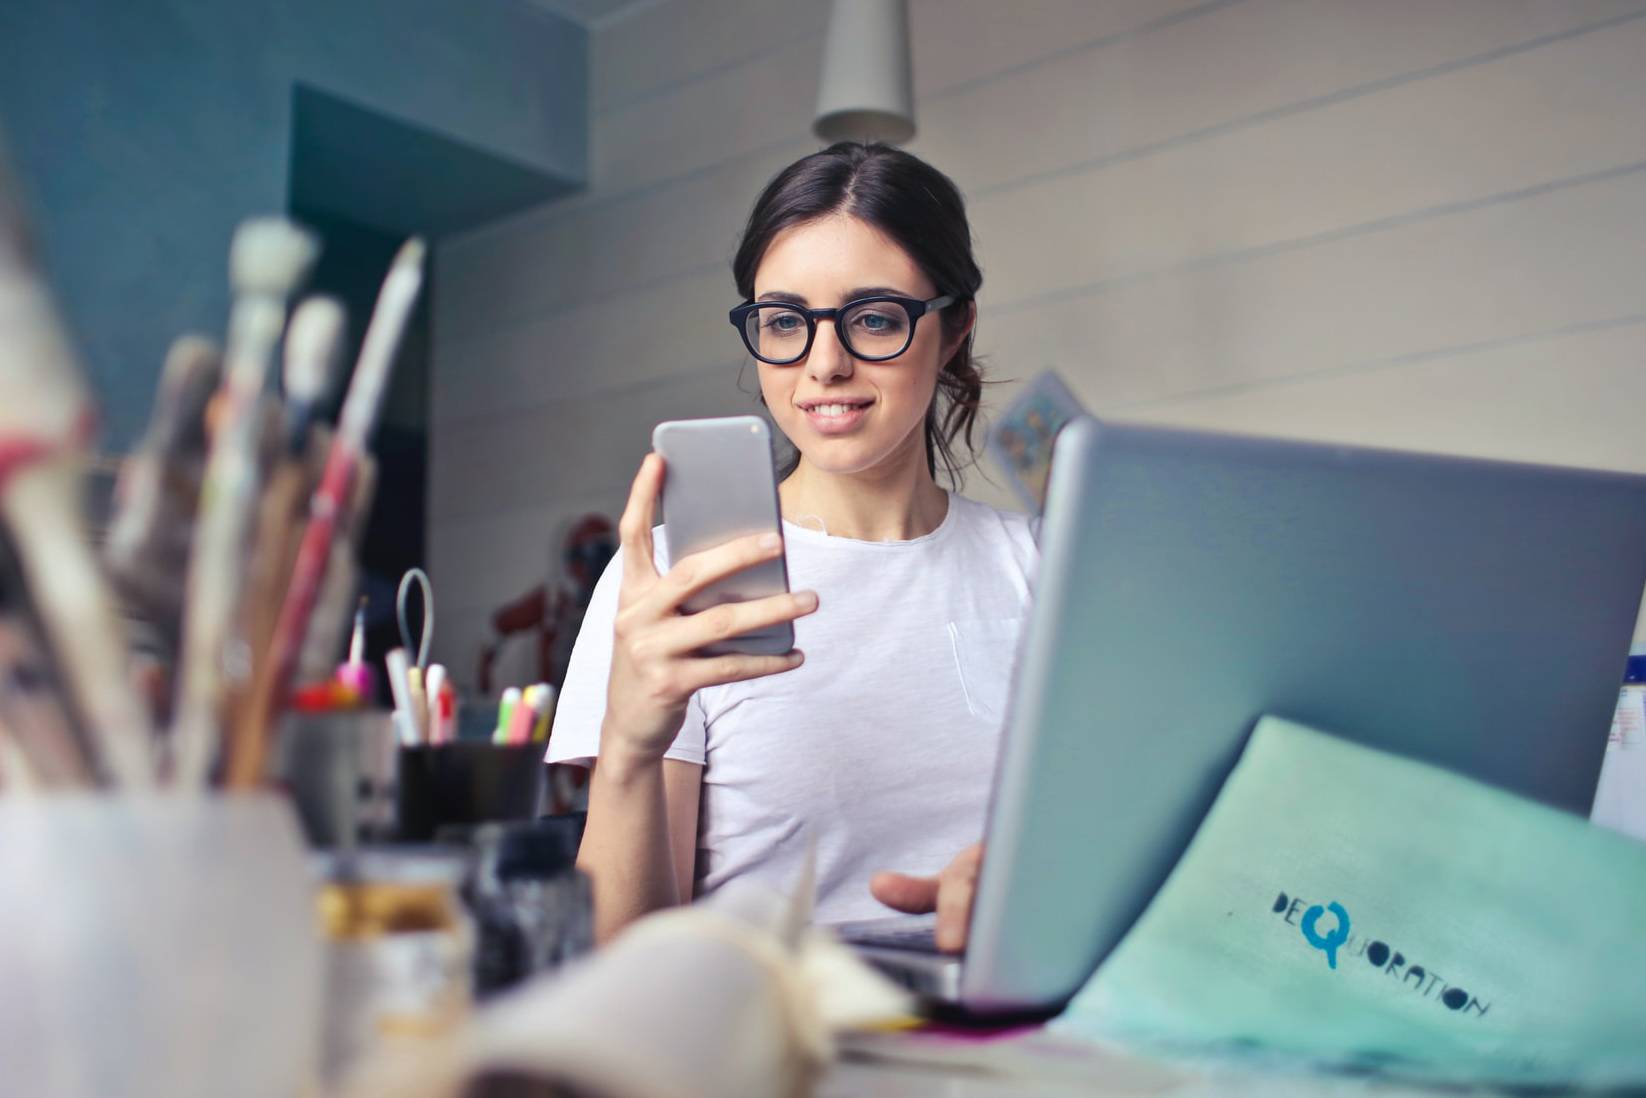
[[222, 445, 355, 789], [1, 460, 154, 786]]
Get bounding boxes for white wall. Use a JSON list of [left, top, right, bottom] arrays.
[[428, 0, 1646, 685]]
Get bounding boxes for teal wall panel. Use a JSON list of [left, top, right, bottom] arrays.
[[0, 0, 586, 448]]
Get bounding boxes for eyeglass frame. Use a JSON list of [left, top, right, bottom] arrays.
[[728, 293, 958, 365]]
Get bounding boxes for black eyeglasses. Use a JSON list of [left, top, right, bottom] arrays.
[[729, 294, 956, 365]]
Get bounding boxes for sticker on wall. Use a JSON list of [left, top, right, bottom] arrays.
[[986, 370, 1086, 513]]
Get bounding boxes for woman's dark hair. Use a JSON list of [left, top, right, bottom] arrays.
[[732, 142, 984, 486]]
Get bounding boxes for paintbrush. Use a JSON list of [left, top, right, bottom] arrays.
[[278, 298, 343, 451], [294, 453, 376, 686], [223, 239, 425, 787], [0, 524, 96, 788], [0, 142, 155, 786], [104, 335, 222, 656], [242, 297, 344, 647], [225, 297, 344, 767], [171, 217, 318, 787], [0, 730, 28, 793], [0, 613, 94, 789]]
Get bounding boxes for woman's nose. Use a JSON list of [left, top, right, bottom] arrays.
[[807, 318, 854, 383]]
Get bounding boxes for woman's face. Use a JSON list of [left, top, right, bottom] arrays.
[[753, 214, 965, 480]]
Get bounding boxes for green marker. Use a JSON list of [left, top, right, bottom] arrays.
[[494, 686, 520, 745]]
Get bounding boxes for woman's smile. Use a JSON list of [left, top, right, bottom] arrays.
[[796, 395, 875, 434]]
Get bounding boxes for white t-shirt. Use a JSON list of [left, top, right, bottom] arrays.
[[548, 493, 1039, 923]]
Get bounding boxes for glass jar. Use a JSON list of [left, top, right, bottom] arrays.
[[463, 817, 593, 996], [314, 847, 474, 1082]]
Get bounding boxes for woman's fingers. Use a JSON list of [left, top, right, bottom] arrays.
[[677, 649, 806, 695], [934, 871, 976, 954], [870, 845, 984, 954], [934, 844, 983, 953], [650, 589, 819, 658], [616, 454, 664, 595], [639, 530, 788, 618], [868, 871, 940, 915]]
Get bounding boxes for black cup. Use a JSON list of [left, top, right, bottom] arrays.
[[395, 743, 546, 841]]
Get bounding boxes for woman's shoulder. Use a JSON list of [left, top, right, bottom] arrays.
[[948, 492, 1035, 535], [946, 493, 1039, 560]]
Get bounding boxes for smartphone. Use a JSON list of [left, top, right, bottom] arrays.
[[651, 416, 794, 656]]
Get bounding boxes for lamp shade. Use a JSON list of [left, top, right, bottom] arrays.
[[813, 0, 915, 145]]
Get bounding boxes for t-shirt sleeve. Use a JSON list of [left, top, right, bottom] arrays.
[[545, 536, 709, 768]]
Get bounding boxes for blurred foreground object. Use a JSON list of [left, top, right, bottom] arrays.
[[104, 335, 222, 663], [464, 818, 593, 997], [226, 238, 426, 789], [170, 216, 319, 787], [316, 847, 474, 1085], [0, 530, 93, 788], [0, 794, 321, 1097], [0, 138, 154, 787], [343, 872, 910, 1098]]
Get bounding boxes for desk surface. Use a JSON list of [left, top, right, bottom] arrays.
[[822, 1059, 1468, 1097], [824, 1060, 1129, 1097], [821, 1033, 1477, 1098]]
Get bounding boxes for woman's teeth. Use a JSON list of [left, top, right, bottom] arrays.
[[811, 403, 864, 417]]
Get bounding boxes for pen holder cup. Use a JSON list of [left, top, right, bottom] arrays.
[[272, 710, 399, 847], [395, 742, 546, 841], [0, 794, 321, 1098]]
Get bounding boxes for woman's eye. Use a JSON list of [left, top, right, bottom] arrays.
[[853, 310, 904, 333], [764, 313, 804, 334]]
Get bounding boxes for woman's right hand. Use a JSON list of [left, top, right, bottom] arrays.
[[600, 453, 818, 768]]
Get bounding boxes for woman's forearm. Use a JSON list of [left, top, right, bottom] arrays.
[[577, 739, 680, 943]]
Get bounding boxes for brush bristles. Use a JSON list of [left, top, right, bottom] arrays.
[[229, 217, 319, 298], [160, 335, 221, 396], [393, 237, 427, 272], [283, 296, 344, 402], [0, 147, 39, 263]]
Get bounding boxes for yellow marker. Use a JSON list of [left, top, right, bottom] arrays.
[[406, 667, 428, 742], [531, 683, 556, 743]]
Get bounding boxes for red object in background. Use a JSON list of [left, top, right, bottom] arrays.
[[480, 583, 556, 695], [290, 679, 364, 713], [477, 514, 615, 695], [480, 514, 614, 814]]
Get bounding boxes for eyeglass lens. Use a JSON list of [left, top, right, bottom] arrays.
[[744, 301, 915, 364]]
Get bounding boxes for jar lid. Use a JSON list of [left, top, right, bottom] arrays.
[[311, 845, 469, 886], [483, 817, 583, 879]]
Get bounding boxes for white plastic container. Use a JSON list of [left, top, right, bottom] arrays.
[[0, 794, 321, 1098], [1594, 644, 1646, 841]]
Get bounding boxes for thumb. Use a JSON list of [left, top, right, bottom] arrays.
[[869, 870, 940, 914]]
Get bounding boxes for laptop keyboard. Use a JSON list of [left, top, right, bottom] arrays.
[[852, 924, 939, 951], [835, 917, 941, 954]]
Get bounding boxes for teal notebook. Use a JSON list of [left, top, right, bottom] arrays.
[[1053, 716, 1646, 1086]]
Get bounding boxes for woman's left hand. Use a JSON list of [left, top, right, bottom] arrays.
[[868, 843, 983, 953]]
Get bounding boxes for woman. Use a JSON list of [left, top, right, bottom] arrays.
[[549, 142, 1037, 949]]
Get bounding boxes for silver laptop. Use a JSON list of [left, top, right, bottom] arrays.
[[840, 417, 1646, 1014]]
